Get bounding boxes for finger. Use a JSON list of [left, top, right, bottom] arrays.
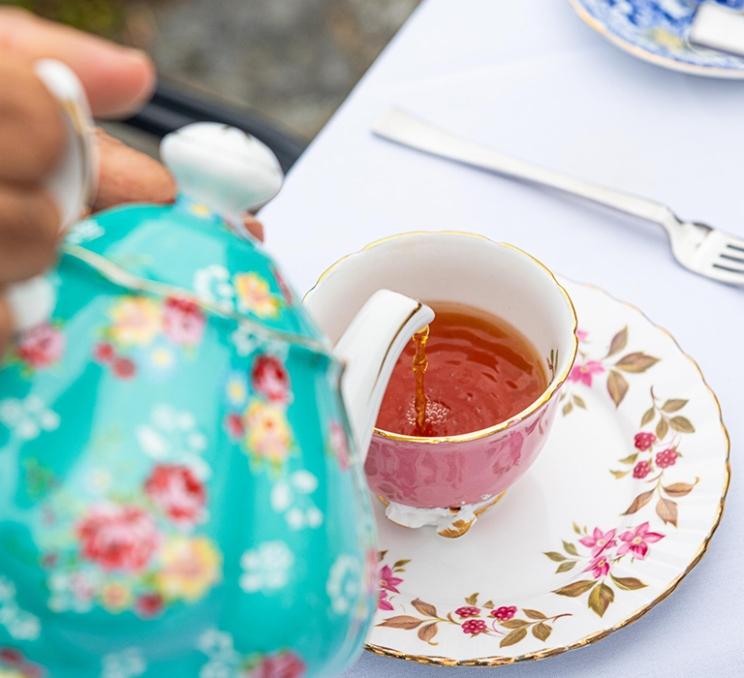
[[0, 296, 11, 358], [0, 60, 66, 183], [0, 184, 59, 284], [243, 214, 265, 242], [0, 7, 154, 118], [93, 129, 176, 211]]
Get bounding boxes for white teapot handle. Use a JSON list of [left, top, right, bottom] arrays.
[[8, 60, 96, 332]]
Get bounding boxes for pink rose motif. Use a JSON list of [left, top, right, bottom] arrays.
[[569, 360, 605, 387], [617, 522, 664, 560], [77, 505, 158, 572], [225, 412, 245, 438], [163, 297, 205, 347], [378, 589, 394, 611], [136, 593, 164, 618], [144, 464, 206, 526], [379, 565, 402, 593], [252, 355, 290, 404], [584, 554, 611, 579], [0, 649, 41, 678], [329, 422, 350, 470], [16, 323, 64, 369], [0, 648, 23, 664], [579, 528, 617, 557], [253, 651, 306, 678]]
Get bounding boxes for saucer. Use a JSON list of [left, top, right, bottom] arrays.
[[571, 0, 744, 78], [367, 280, 729, 666]]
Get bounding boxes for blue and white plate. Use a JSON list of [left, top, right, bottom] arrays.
[[571, 0, 744, 77]]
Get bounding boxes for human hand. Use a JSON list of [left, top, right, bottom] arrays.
[[0, 9, 263, 356]]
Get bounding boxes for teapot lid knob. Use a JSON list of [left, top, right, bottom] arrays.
[[160, 123, 284, 216]]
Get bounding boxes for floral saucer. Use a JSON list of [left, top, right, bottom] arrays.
[[571, 0, 744, 77], [367, 281, 729, 666]]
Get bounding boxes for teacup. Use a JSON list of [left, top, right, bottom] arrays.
[[305, 232, 577, 537]]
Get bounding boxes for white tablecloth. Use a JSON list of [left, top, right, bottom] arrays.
[[260, 1, 743, 675]]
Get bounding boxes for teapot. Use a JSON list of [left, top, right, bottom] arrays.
[[0, 62, 432, 678]]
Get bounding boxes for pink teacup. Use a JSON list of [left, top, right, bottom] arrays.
[[305, 232, 577, 537]]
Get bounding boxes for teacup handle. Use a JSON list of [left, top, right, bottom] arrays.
[[7, 60, 96, 332]]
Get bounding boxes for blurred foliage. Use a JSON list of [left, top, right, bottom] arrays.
[[2, 0, 127, 36]]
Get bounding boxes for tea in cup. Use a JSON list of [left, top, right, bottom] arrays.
[[305, 231, 577, 537]]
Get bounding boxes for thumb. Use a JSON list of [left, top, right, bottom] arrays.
[[0, 7, 154, 118]]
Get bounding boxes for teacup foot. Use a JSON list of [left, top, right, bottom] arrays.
[[378, 493, 505, 538]]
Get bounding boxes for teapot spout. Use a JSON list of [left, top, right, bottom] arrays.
[[332, 290, 433, 459]]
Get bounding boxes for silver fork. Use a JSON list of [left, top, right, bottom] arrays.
[[372, 108, 744, 287]]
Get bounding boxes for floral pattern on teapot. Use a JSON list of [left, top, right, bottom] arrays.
[[0, 196, 379, 677]]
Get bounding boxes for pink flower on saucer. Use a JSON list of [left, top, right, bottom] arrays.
[[634, 432, 656, 451], [461, 619, 487, 635], [490, 605, 517, 621], [655, 448, 678, 469], [579, 527, 617, 557], [379, 565, 402, 593], [378, 589, 394, 611], [455, 606, 480, 618], [584, 554, 611, 579], [569, 360, 605, 387], [617, 522, 664, 560], [576, 329, 589, 343]]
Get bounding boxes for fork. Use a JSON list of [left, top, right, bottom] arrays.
[[372, 108, 744, 287]]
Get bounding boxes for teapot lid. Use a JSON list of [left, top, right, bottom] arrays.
[[62, 125, 322, 352]]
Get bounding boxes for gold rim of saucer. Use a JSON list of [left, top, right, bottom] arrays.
[[308, 231, 579, 445], [363, 279, 731, 667]]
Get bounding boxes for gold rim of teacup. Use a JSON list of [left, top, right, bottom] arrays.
[[308, 230, 579, 445]]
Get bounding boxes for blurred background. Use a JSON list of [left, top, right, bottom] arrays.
[[3, 0, 419, 141]]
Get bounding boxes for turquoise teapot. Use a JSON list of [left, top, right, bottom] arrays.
[[0, 62, 432, 678]]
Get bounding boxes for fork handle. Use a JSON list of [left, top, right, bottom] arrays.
[[373, 109, 674, 227]]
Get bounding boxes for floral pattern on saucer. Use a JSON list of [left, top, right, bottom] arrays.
[[546, 521, 662, 617], [376, 551, 572, 649], [572, 0, 744, 77], [366, 281, 729, 666], [561, 326, 658, 414]]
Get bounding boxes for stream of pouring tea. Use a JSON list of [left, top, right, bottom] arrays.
[[412, 325, 430, 435]]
